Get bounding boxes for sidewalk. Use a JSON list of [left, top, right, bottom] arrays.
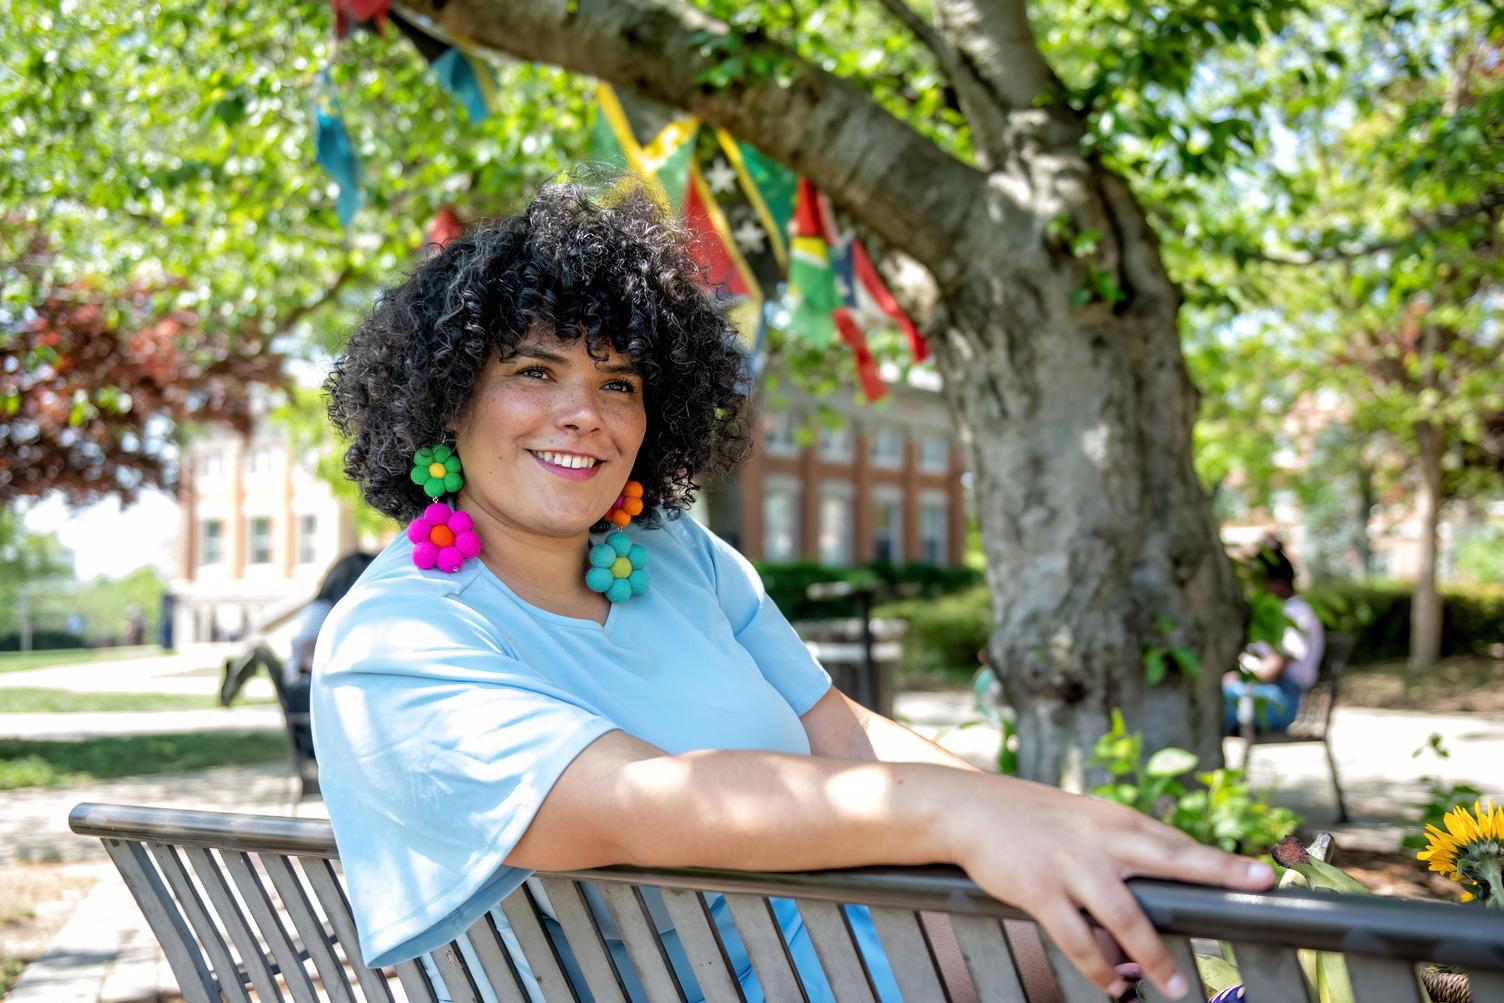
[[0, 645, 271, 699]]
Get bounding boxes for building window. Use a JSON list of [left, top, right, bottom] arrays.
[[297, 515, 319, 565], [249, 517, 274, 565], [919, 494, 948, 565], [200, 520, 223, 566], [818, 421, 852, 462], [763, 482, 800, 560], [919, 433, 950, 473], [246, 448, 274, 475], [199, 452, 224, 478], [763, 409, 799, 457], [872, 490, 903, 564], [818, 487, 853, 566], [870, 425, 904, 468]]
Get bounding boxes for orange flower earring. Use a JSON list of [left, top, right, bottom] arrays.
[[585, 481, 649, 603]]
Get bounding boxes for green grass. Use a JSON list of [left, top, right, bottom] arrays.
[[0, 688, 274, 713], [0, 957, 24, 997], [0, 645, 162, 674], [0, 731, 287, 791]]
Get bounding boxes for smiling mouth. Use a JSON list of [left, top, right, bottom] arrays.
[[529, 449, 602, 470]]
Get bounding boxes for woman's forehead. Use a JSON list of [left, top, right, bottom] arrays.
[[504, 326, 638, 368]]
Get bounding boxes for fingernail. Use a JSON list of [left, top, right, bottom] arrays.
[[1166, 971, 1188, 998], [1107, 979, 1129, 998], [1247, 861, 1273, 882]]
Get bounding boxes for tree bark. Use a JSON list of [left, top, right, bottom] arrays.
[[405, 0, 1245, 785], [1411, 420, 1444, 670]]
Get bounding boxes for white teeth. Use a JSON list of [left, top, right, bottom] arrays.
[[537, 450, 598, 469]]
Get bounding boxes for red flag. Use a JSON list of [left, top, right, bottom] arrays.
[[332, 0, 388, 39], [850, 238, 929, 362], [833, 309, 888, 402], [425, 205, 463, 251]]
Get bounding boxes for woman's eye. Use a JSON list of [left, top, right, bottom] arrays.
[[518, 367, 550, 380], [606, 380, 639, 394]]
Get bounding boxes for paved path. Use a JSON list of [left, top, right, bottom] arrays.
[[0, 644, 276, 699], [0, 705, 283, 741]]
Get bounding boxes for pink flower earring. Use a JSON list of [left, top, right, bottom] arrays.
[[404, 444, 481, 573]]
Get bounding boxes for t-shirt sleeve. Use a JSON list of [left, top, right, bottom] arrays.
[[310, 586, 619, 969], [676, 516, 832, 715]]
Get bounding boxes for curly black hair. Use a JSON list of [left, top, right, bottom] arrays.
[[325, 175, 753, 525]]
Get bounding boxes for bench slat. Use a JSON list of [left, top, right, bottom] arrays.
[[262, 854, 356, 1003], [105, 839, 219, 1003], [183, 846, 287, 1002], [299, 856, 397, 1003], [461, 911, 534, 1003], [1231, 942, 1312, 1001], [498, 882, 581, 1002], [597, 882, 688, 1002], [1342, 954, 1420, 1002], [868, 906, 947, 1001], [723, 893, 807, 1003], [536, 878, 630, 1003], [657, 888, 744, 1002], [1037, 927, 1110, 1002], [145, 841, 252, 1003], [429, 941, 484, 1003], [1138, 936, 1203, 1003], [393, 959, 442, 1003], [222, 849, 321, 1003], [795, 901, 878, 1003], [948, 914, 1026, 1003]]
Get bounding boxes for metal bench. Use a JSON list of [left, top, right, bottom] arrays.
[[70, 802, 1504, 1002], [1239, 631, 1356, 823]]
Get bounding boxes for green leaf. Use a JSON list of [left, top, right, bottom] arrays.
[[1145, 747, 1198, 779], [1144, 647, 1167, 685]]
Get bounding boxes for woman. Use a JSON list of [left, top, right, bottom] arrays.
[[315, 178, 1271, 1002]]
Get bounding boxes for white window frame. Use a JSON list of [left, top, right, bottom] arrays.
[[817, 482, 854, 567], [248, 516, 274, 566], [200, 519, 224, 566], [763, 409, 800, 457], [869, 425, 904, 468], [762, 477, 802, 561], [918, 432, 950, 474], [817, 420, 853, 463], [871, 486, 904, 564], [297, 514, 319, 566], [918, 491, 949, 565]]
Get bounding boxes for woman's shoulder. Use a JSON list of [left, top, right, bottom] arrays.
[[318, 538, 497, 657]]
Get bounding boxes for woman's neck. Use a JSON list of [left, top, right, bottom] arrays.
[[455, 490, 604, 619]]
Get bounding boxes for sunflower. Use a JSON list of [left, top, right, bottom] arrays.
[[1417, 799, 1504, 907]]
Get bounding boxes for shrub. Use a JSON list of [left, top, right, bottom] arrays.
[[755, 560, 982, 622], [875, 584, 993, 681], [1305, 580, 1504, 663]]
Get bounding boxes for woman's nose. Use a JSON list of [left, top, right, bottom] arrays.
[[555, 382, 604, 431]]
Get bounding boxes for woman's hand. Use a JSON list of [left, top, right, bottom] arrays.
[[946, 775, 1275, 999]]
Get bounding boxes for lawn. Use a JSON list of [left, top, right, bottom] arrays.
[[0, 731, 286, 791], [0, 688, 273, 713], [0, 645, 162, 674]]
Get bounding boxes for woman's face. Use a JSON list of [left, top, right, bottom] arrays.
[[455, 331, 647, 539]]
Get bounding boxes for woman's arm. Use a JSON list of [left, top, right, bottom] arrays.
[[800, 686, 981, 771], [506, 728, 1271, 1000]]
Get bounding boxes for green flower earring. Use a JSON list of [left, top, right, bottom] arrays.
[[410, 444, 463, 498]]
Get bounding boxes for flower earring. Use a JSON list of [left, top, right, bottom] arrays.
[[585, 481, 649, 603], [405, 443, 481, 574]]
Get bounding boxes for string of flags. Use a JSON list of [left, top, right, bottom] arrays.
[[313, 2, 927, 399]]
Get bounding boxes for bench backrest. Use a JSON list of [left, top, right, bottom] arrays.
[[71, 802, 1504, 1003]]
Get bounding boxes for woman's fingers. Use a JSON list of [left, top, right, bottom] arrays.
[[1114, 828, 1275, 890], [1033, 896, 1129, 996], [1068, 869, 1188, 999]]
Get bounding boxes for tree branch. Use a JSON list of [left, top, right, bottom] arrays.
[[272, 264, 356, 337], [394, 0, 985, 278], [872, 0, 959, 80]]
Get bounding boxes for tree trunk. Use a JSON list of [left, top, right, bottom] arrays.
[[1411, 420, 1444, 670], [932, 172, 1241, 788]]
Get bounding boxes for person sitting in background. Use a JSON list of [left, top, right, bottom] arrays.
[[1223, 544, 1325, 733], [287, 551, 375, 687]]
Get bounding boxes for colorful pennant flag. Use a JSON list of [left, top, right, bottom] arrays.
[[331, 0, 389, 39], [826, 209, 929, 363], [786, 178, 840, 349], [425, 205, 463, 251], [682, 159, 764, 350], [714, 129, 795, 268], [314, 75, 362, 228], [390, 10, 498, 121]]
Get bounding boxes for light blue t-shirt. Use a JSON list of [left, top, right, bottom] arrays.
[[311, 513, 899, 1001]]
